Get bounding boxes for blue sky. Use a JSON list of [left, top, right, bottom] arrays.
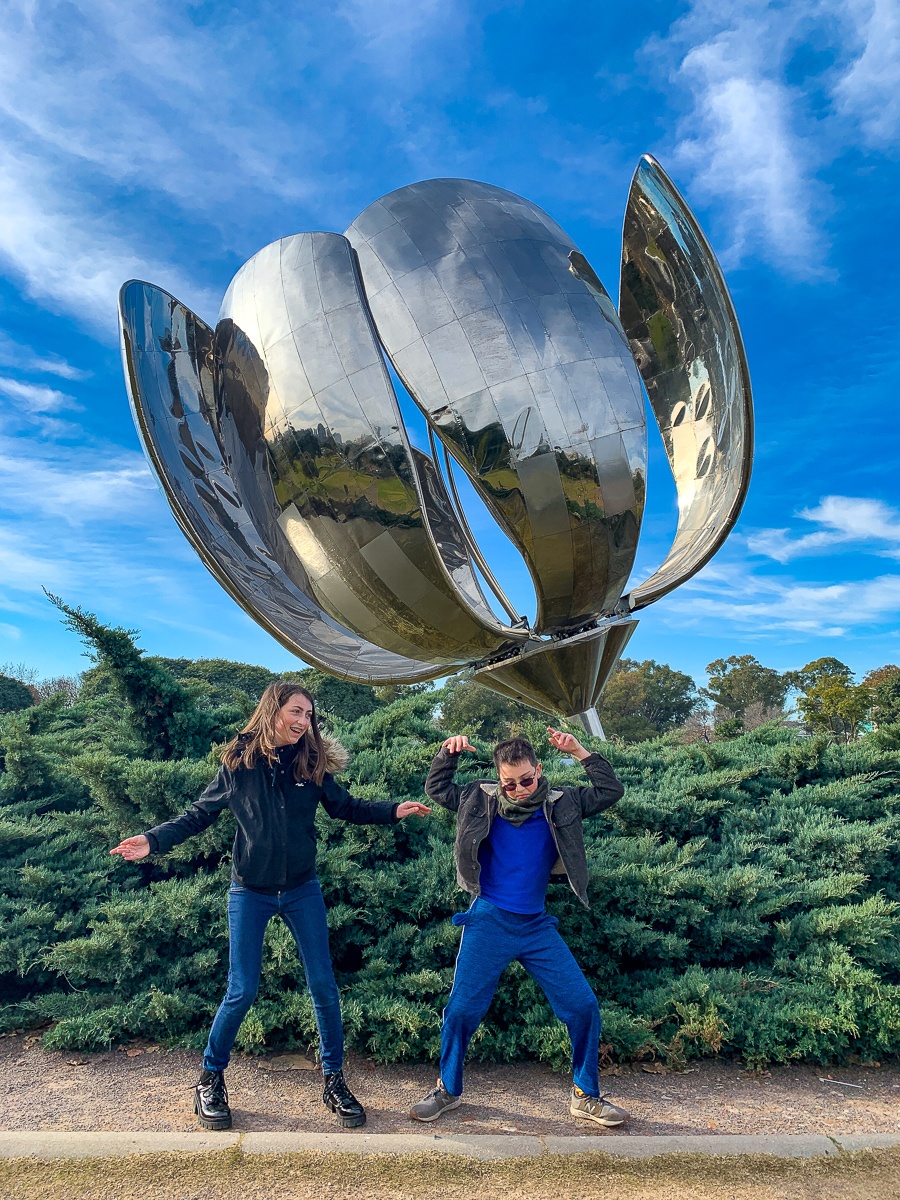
[[0, 0, 898, 690]]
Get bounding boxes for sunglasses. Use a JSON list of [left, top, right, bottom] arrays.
[[499, 774, 537, 792]]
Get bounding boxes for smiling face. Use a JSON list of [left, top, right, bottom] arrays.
[[497, 758, 543, 799], [273, 692, 314, 747]]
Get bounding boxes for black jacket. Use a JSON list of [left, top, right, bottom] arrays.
[[145, 744, 397, 892], [425, 748, 624, 909]]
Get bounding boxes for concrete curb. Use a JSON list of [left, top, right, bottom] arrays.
[[0, 1131, 898, 1161]]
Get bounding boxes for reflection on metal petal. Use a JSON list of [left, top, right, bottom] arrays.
[[619, 154, 753, 610], [346, 179, 647, 636], [216, 232, 525, 666], [119, 280, 445, 684]]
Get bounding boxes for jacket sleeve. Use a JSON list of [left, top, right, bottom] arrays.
[[424, 748, 464, 813], [319, 775, 398, 825], [571, 752, 625, 818], [144, 766, 234, 855]]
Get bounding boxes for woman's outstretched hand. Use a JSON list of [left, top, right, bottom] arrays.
[[547, 727, 590, 760], [395, 801, 432, 819], [441, 735, 475, 754], [110, 835, 151, 861]]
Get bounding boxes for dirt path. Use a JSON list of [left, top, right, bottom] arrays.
[[2, 1148, 900, 1200], [1, 1035, 897, 1138]]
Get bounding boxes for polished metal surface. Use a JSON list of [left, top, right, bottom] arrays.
[[346, 179, 647, 636], [619, 155, 753, 611], [120, 281, 447, 684], [216, 232, 524, 666], [120, 160, 752, 716]]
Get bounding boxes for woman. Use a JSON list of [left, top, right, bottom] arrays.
[[110, 682, 430, 1131]]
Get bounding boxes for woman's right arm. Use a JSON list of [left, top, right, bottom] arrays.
[[110, 766, 234, 861]]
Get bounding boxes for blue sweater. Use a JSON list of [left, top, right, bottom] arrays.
[[478, 808, 558, 914]]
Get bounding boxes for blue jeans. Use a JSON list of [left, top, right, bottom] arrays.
[[440, 898, 601, 1097], [203, 878, 343, 1074]]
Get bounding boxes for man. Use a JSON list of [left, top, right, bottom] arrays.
[[410, 727, 629, 1128]]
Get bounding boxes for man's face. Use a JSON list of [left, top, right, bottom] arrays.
[[497, 758, 542, 799]]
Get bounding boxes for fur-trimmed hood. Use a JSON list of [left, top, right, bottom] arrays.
[[319, 732, 349, 775]]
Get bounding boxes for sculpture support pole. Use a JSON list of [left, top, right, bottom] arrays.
[[574, 708, 605, 740]]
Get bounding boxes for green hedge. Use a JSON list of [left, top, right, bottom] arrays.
[[2, 643, 900, 1071]]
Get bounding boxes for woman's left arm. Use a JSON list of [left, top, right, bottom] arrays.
[[319, 776, 431, 824]]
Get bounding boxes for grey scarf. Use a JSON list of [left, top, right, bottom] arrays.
[[496, 775, 549, 826]]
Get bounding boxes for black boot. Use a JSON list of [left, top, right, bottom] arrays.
[[322, 1069, 366, 1128], [194, 1068, 232, 1130]]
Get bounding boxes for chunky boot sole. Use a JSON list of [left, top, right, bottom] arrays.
[[326, 1100, 366, 1128], [193, 1094, 232, 1131]]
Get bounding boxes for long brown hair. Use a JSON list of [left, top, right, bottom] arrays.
[[219, 682, 327, 785]]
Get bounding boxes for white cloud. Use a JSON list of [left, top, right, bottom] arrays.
[[664, 559, 900, 638], [0, 436, 156, 525], [652, 2, 831, 276], [748, 496, 900, 562], [0, 332, 88, 380], [0, 377, 78, 413], [833, 0, 900, 147], [0, 144, 218, 334]]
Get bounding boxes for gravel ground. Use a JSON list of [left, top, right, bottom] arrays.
[[0, 1034, 898, 1137]]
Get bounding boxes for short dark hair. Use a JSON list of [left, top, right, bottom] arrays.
[[493, 737, 538, 770]]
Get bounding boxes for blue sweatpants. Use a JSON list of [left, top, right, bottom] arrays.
[[440, 897, 601, 1097]]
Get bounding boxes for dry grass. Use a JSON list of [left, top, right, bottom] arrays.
[[1, 1147, 900, 1200]]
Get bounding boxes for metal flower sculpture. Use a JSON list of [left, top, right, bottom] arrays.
[[120, 156, 752, 733]]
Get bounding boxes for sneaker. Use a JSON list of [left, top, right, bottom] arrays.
[[323, 1069, 366, 1128], [194, 1069, 232, 1130], [410, 1080, 462, 1123], [569, 1087, 629, 1127]]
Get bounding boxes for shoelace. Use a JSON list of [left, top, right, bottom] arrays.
[[203, 1075, 228, 1106], [325, 1072, 356, 1106]]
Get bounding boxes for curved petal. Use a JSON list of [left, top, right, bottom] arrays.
[[215, 232, 525, 664], [619, 155, 753, 610], [119, 279, 445, 684], [346, 179, 647, 635]]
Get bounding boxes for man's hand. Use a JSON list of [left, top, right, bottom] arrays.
[[547, 727, 590, 761], [396, 801, 432, 819], [441, 735, 475, 755], [110, 834, 151, 861]]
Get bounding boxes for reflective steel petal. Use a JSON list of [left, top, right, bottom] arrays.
[[216, 232, 526, 666], [119, 280, 446, 684], [619, 154, 753, 610], [346, 179, 647, 636]]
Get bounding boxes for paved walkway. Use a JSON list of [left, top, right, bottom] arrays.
[[2, 1130, 900, 1160]]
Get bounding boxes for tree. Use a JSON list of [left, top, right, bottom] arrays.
[[793, 658, 871, 742], [47, 595, 232, 760], [864, 666, 900, 729], [0, 673, 34, 714], [705, 655, 788, 720], [438, 675, 533, 742], [598, 659, 699, 742]]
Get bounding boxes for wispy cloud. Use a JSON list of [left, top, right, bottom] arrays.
[[0, 434, 155, 524], [0, 332, 88, 380], [0, 377, 79, 413], [833, 0, 900, 148], [666, 559, 900, 638], [650, 2, 832, 276], [748, 496, 900, 562]]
